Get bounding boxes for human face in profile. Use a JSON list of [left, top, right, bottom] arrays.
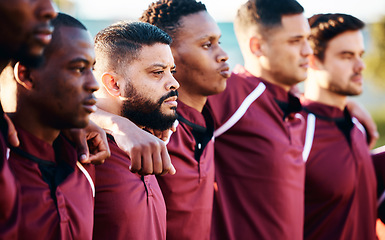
[[119, 43, 179, 130], [27, 27, 99, 129], [171, 11, 230, 97], [315, 30, 365, 96], [259, 13, 313, 91], [0, 0, 57, 65]]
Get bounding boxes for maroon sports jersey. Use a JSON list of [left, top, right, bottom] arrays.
[[0, 126, 19, 239], [158, 101, 214, 240], [93, 136, 166, 240], [373, 149, 385, 224], [209, 65, 305, 240], [8, 126, 95, 240], [302, 99, 377, 240]]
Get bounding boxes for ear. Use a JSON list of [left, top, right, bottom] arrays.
[[250, 36, 264, 57], [101, 72, 121, 97], [14, 62, 33, 90]]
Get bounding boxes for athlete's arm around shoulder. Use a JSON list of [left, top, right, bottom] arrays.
[[90, 107, 176, 176]]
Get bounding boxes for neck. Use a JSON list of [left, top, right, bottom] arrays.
[[304, 77, 346, 110], [0, 60, 9, 74], [95, 90, 122, 116], [244, 60, 291, 92], [10, 109, 61, 145], [177, 88, 207, 113]]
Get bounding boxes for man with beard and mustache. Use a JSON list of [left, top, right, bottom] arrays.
[[139, 0, 230, 239], [92, 21, 179, 240], [301, 14, 377, 240], [5, 13, 99, 239]]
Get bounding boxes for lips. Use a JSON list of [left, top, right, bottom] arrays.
[[219, 64, 231, 78], [33, 26, 54, 46], [351, 74, 363, 83], [299, 61, 309, 68], [82, 97, 97, 113], [163, 96, 178, 108]]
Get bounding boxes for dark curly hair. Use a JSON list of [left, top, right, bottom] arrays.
[[139, 0, 206, 40], [308, 13, 365, 62]]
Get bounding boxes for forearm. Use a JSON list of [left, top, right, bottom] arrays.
[[90, 107, 175, 175]]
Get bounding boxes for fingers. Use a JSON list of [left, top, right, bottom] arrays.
[[88, 151, 108, 165], [75, 131, 90, 163], [63, 128, 90, 163], [84, 121, 110, 165], [151, 129, 163, 140], [159, 130, 172, 142], [129, 146, 142, 173], [126, 133, 175, 176], [138, 148, 153, 175], [4, 114, 19, 147], [368, 130, 380, 149], [160, 147, 175, 176], [64, 121, 110, 165], [152, 150, 163, 175], [87, 133, 110, 165], [346, 100, 379, 149]]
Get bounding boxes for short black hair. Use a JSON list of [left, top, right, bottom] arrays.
[[309, 13, 365, 61], [94, 21, 172, 73], [139, 0, 206, 40], [51, 12, 87, 31], [234, 0, 304, 38], [43, 13, 88, 61]]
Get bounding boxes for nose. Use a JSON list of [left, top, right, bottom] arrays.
[[301, 39, 313, 57], [85, 73, 100, 93], [36, 0, 58, 21], [165, 74, 180, 91], [217, 46, 229, 63], [355, 57, 366, 73]]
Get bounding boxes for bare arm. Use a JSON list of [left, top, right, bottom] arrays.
[[91, 107, 176, 176]]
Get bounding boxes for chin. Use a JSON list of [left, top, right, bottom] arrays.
[[165, 111, 177, 118], [28, 45, 45, 57], [74, 118, 90, 129], [163, 108, 177, 115]]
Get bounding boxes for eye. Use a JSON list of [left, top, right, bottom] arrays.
[[289, 39, 301, 44], [152, 70, 164, 77], [171, 70, 177, 75], [202, 42, 212, 49], [341, 54, 353, 60], [76, 67, 86, 73], [70, 63, 88, 74]]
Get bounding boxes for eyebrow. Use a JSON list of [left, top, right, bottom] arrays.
[[338, 50, 365, 56], [68, 57, 93, 65], [147, 63, 176, 70], [197, 34, 221, 41], [289, 35, 306, 40], [339, 51, 355, 55]]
